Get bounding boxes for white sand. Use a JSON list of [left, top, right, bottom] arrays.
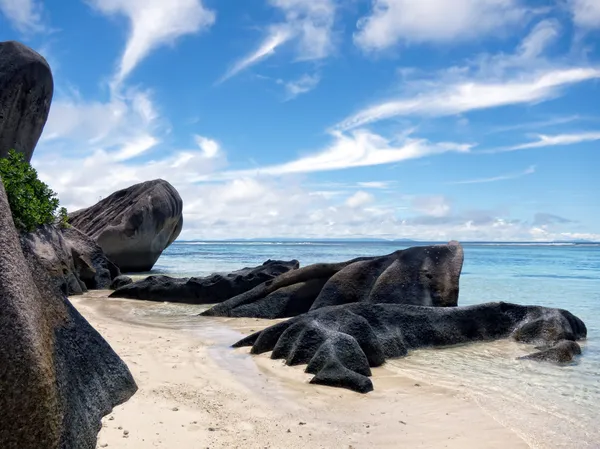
[[70, 292, 529, 449]]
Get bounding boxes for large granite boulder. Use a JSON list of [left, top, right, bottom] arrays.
[[110, 259, 300, 303], [69, 179, 183, 272], [0, 180, 137, 448], [0, 41, 53, 162], [234, 301, 587, 393], [202, 242, 464, 319], [20, 225, 121, 296]]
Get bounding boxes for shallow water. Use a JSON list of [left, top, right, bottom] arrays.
[[131, 241, 600, 448]]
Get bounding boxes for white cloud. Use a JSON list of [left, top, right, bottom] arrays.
[[411, 195, 452, 218], [194, 135, 220, 158], [488, 131, 600, 152], [206, 129, 471, 179], [335, 68, 600, 131], [284, 73, 320, 99], [568, 0, 600, 30], [354, 0, 528, 51], [269, 0, 336, 60], [449, 165, 536, 184], [356, 181, 396, 189], [219, 0, 336, 82], [88, 0, 215, 85], [40, 88, 161, 160], [0, 0, 43, 32], [345, 191, 375, 208]]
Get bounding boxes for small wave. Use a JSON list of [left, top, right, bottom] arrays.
[[515, 274, 598, 280], [175, 241, 347, 246]]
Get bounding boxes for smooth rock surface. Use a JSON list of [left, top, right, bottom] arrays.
[[0, 180, 137, 448], [69, 179, 183, 272], [110, 275, 133, 290], [203, 242, 464, 318], [20, 225, 120, 295], [110, 259, 299, 303], [234, 302, 587, 393], [0, 41, 53, 162]]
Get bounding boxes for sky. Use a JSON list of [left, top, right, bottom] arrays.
[[1, 0, 599, 241]]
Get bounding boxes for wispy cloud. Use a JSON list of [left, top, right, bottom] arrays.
[[486, 132, 600, 152], [40, 87, 163, 162], [334, 68, 600, 131], [283, 73, 321, 100], [449, 165, 536, 184], [0, 0, 44, 32], [354, 0, 529, 51], [533, 213, 574, 226], [218, 0, 336, 82], [487, 115, 582, 134], [357, 181, 396, 189], [88, 0, 215, 86], [218, 27, 292, 83], [204, 130, 471, 179]]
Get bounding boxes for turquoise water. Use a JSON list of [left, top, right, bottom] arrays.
[[149, 241, 600, 448]]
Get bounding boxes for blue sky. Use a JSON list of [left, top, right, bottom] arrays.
[[1, 0, 599, 241]]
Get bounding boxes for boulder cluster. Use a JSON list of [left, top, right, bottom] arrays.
[[0, 40, 183, 448], [0, 39, 590, 449]]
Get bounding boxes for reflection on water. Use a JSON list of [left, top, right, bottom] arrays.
[[387, 339, 600, 449]]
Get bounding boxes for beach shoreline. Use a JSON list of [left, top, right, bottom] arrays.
[[71, 291, 529, 449]]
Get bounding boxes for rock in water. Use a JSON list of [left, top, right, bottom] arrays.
[[0, 41, 53, 162], [69, 179, 183, 272], [234, 302, 587, 393], [518, 340, 582, 363], [110, 275, 133, 290], [110, 259, 300, 303], [203, 242, 464, 318], [20, 225, 121, 295], [0, 180, 137, 448]]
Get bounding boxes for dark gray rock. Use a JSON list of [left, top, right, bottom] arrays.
[[110, 259, 300, 303], [20, 225, 120, 296], [68, 179, 183, 272], [62, 227, 120, 290], [202, 242, 464, 318], [0, 179, 137, 448], [519, 340, 582, 363], [234, 301, 587, 393], [0, 41, 53, 162], [110, 275, 133, 290]]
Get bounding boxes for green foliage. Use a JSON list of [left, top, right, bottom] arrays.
[[58, 206, 71, 229], [0, 149, 67, 232]]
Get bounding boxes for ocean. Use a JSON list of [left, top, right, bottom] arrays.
[[146, 241, 600, 448]]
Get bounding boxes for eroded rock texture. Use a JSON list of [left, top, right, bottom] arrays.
[[234, 302, 587, 393], [20, 225, 120, 295], [203, 242, 464, 318], [0, 41, 53, 162], [110, 259, 300, 303], [0, 180, 137, 448], [69, 179, 183, 272]]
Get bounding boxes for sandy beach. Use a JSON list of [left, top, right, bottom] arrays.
[[71, 291, 529, 449]]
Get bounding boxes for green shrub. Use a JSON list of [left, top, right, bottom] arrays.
[[0, 149, 67, 232]]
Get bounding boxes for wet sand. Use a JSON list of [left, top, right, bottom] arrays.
[[71, 291, 530, 449]]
